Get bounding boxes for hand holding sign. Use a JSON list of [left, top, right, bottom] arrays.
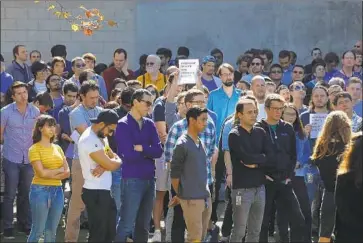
[[178, 59, 199, 84]]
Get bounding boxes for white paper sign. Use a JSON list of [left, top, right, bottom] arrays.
[[309, 114, 328, 139], [70, 130, 80, 144], [178, 59, 199, 84]]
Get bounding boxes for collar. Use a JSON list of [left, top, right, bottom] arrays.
[[127, 112, 145, 126]]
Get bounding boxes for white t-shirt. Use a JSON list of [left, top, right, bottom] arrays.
[[34, 81, 47, 93], [257, 103, 267, 121], [78, 127, 112, 190]]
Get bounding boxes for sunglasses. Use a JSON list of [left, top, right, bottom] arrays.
[[148, 90, 156, 95], [270, 70, 282, 74], [140, 100, 152, 107], [75, 63, 86, 68], [146, 62, 155, 66], [293, 71, 303, 74], [251, 62, 261, 66], [50, 78, 61, 82], [293, 85, 306, 91]]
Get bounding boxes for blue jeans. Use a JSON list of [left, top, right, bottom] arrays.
[[27, 185, 64, 243], [2, 158, 34, 229], [231, 185, 265, 242], [111, 182, 122, 224], [115, 178, 155, 242]]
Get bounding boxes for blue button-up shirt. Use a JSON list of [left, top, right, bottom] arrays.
[[207, 87, 241, 139], [165, 118, 216, 185], [0, 103, 40, 163], [221, 117, 234, 151]]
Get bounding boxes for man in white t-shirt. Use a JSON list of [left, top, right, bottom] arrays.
[[78, 109, 122, 242], [251, 75, 267, 121]]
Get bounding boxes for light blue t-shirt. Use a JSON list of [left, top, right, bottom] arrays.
[[354, 100, 363, 117], [70, 104, 103, 160], [221, 118, 234, 151]]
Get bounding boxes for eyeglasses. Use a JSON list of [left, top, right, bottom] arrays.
[[140, 100, 152, 107], [31, 56, 40, 58], [354, 45, 361, 48], [75, 63, 86, 68], [270, 70, 282, 74], [293, 85, 306, 91], [146, 62, 155, 66], [293, 71, 304, 74], [268, 106, 284, 112], [251, 62, 261, 66]]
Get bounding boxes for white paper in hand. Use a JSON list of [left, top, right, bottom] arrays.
[[178, 59, 199, 84], [309, 113, 328, 139], [70, 130, 80, 144]]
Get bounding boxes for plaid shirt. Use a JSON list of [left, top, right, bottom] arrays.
[[352, 112, 362, 132], [165, 118, 216, 184]]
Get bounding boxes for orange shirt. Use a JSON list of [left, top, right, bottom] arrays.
[[137, 72, 166, 92]]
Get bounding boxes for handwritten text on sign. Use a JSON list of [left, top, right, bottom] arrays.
[[309, 113, 328, 139], [178, 59, 199, 84]]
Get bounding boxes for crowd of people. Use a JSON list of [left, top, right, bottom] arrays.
[[0, 41, 362, 243]]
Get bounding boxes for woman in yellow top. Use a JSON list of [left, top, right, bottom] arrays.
[[27, 115, 70, 243]]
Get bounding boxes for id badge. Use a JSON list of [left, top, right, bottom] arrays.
[[236, 195, 242, 206]]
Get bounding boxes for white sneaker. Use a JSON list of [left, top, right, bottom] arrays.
[[151, 229, 162, 242]]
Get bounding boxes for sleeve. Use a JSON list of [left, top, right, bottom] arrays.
[[29, 145, 41, 163], [228, 131, 267, 165], [141, 121, 163, 159], [170, 142, 186, 179], [83, 136, 104, 154], [0, 108, 9, 128], [165, 101, 178, 129], [115, 122, 142, 161], [152, 103, 166, 122], [289, 128, 297, 178], [164, 124, 179, 162], [207, 93, 213, 111], [97, 75, 109, 101], [102, 69, 113, 97], [56, 145, 66, 160], [207, 122, 217, 159], [69, 110, 86, 131], [58, 109, 66, 133], [221, 121, 232, 151]]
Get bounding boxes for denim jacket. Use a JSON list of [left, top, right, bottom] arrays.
[[295, 134, 311, 177]]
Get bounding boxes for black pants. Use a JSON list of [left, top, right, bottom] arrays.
[[259, 181, 306, 243], [277, 176, 312, 242], [81, 188, 116, 242], [221, 186, 233, 237], [171, 184, 214, 242], [212, 151, 225, 223]]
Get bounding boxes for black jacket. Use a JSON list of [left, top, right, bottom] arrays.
[[228, 125, 276, 189], [255, 119, 297, 181]]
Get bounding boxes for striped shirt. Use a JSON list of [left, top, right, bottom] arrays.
[[29, 143, 65, 186]]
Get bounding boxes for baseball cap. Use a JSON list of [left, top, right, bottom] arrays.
[[202, 55, 216, 64], [90, 109, 120, 124]]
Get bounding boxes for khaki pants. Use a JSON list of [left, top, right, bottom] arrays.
[[180, 196, 212, 242], [65, 159, 85, 242]]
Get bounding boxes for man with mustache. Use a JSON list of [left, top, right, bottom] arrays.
[[137, 55, 166, 92], [46, 74, 64, 122]]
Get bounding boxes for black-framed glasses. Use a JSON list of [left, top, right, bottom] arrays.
[[251, 62, 261, 66], [268, 106, 284, 112], [140, 100, 152, 107]]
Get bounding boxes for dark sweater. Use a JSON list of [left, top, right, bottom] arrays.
[[314, 141, 345, 192], [335, 172, 363, 243], [228, 126, 275, 189]]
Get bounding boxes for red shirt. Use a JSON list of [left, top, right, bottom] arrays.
[[102, 67, 134, 96]]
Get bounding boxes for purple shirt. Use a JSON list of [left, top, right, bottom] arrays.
[[115, 113, 163, 179], [201, 76, 222, 91], [332, 70, 362, 85], [0, 103, 40, 163]]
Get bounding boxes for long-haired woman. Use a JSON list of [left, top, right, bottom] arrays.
[[311, 111, 352, 243], [27, 115, 70, 242], [335, 132, 363, 243], [278, 103, 315, 242]]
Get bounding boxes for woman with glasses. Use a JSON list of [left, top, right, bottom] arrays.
[[278, 104, 316, 242], [145, 84, 160, 104], [27, 115, 70, 242], [311, 111, 352, 243], [289, 81, 308, 114], [28, 61, 51, 102], [335, 132, 363, 243], [275, 85, 291, 103]]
